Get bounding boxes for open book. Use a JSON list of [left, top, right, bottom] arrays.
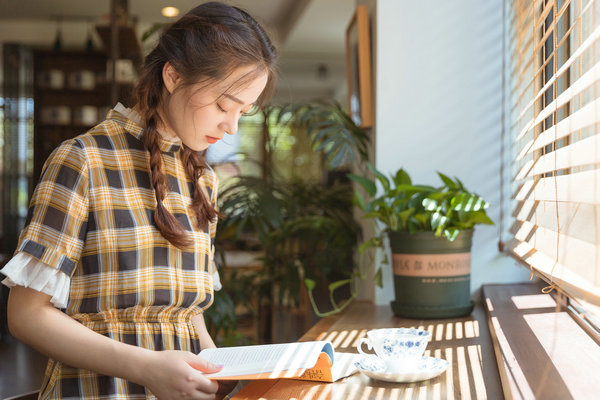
[[199, 340, 358, 383]]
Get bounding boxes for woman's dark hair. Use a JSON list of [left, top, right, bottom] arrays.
[[134, 1, 277, 249]]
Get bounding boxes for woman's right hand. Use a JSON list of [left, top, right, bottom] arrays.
[[141, 350, 223, 400]]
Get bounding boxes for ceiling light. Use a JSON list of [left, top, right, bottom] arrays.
[[161, 6, 180, 18]]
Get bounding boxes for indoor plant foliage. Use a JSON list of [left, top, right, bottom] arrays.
[[349, 164, 495, 318], [350, 164, 494, 243], [276, 101, 370, 170], [214, 102, 368, 339]]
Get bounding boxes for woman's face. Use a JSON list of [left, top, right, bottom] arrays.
[[160, 64, 269, 151]]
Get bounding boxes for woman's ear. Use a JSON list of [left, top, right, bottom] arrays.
[[162, 62, 180, 94]]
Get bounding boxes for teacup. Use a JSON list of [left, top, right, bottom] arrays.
[[356, 328, 432, 372]]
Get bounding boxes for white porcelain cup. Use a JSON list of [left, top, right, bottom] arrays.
[[356, 328, 432, 372]]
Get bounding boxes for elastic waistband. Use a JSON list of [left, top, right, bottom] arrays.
[[71, 305, 202, 325]]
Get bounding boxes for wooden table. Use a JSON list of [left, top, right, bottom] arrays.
[[232, 300, 504, 399]]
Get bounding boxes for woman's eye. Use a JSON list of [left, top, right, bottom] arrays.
[[216, 103, 227, 113], [241, 105, 257, 116]]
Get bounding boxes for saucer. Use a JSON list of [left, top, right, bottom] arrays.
[[354, 355, 449, 383]]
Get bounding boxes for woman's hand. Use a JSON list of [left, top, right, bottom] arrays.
[[141, 350, 223, 400]]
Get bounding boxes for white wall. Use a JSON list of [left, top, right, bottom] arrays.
[[372, 0, 531, 304]]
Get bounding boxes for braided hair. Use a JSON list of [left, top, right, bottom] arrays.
[[134, 2, 277, 249]]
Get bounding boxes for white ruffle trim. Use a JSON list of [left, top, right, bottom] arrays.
[[212, 270, 222, 291], [0, 252, 70, 309], [1, 251, 222, 306]]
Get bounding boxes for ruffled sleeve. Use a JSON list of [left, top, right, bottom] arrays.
[[210, 244, 222, 291], [1, 252, 70, 309]]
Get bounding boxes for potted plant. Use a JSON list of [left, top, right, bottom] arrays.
[[349, 165, 494, 318]]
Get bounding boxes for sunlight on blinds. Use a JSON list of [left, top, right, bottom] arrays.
[[505, 0, 600, 305]]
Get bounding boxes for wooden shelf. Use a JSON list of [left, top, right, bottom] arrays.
[[32, 48, 138, 182], [32, 50, 110, 182]]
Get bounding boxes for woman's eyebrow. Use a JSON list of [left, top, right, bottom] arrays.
[[224, 94, 245, 104]]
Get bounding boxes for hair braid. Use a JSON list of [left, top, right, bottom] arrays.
[[181, 147, 219, 230], [136, 63, 194, 249], [143, 112, 194, 250]]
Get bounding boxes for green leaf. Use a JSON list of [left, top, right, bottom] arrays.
[[367, 163, 391, 193], [353, 190, 367, 210], [389, 212, 399, 231], [328, 279, 352, 292], [328, 147, 348, 169], [304, 278, 316, 291], [363, 210, 383, 220], [450, 192, 468, 210], [422, 198, 439, 211], [408, 222, 419, 234], [358, 237, 381, 254], [398, 208, 415, 229], [310, 125, 339, 144], [437, 172, 456, 188], [348, 174, 377, 196], [444, 228, 460, 241], [463, 210, 495, 225], [413, 213, 429, 227], [430, 211, 448, 230], [394, 169, 412, 185], [374, 267, 383, 288]]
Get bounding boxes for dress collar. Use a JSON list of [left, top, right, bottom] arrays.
[[108, 103, 183, 153]]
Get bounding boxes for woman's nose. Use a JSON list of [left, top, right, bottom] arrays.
[[221, 116, 239, 136]]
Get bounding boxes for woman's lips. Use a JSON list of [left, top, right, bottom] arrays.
[[206, 136, 220, 144]]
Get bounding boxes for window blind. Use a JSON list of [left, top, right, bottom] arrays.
[[505, 0, 600, 305]]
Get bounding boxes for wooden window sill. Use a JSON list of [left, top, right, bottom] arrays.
[[483, 282, 600, 399]]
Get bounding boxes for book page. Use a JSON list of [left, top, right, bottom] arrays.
[[200, 341, 333, 379], [330, 352, 359, 381]]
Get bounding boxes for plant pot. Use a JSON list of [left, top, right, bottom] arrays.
[[388, 229, 474, 319]]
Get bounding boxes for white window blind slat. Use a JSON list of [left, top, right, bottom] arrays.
[[514, 200, 599, 244], [523, 134, 600, 177], [507, 223, 597, 283], [508, 223, 597, 284], [516, 118, 535, 141], [520, 95, 600, 158], [506, 238, 600, 305], [514, 170, 600, 204], [533, 60, 600, 127]]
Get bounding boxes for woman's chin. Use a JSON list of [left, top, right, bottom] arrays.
[[185, 142, 210, 152]]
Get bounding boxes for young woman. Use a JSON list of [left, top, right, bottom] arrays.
[[1, 2, 277, 399]]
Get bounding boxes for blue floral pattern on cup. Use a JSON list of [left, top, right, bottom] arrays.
[[357, 328, 432, 362]]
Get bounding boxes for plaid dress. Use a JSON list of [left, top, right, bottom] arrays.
[[16, 108, 218, 399]]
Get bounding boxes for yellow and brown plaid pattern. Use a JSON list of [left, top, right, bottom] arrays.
[[17, 109, 218, 399]]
